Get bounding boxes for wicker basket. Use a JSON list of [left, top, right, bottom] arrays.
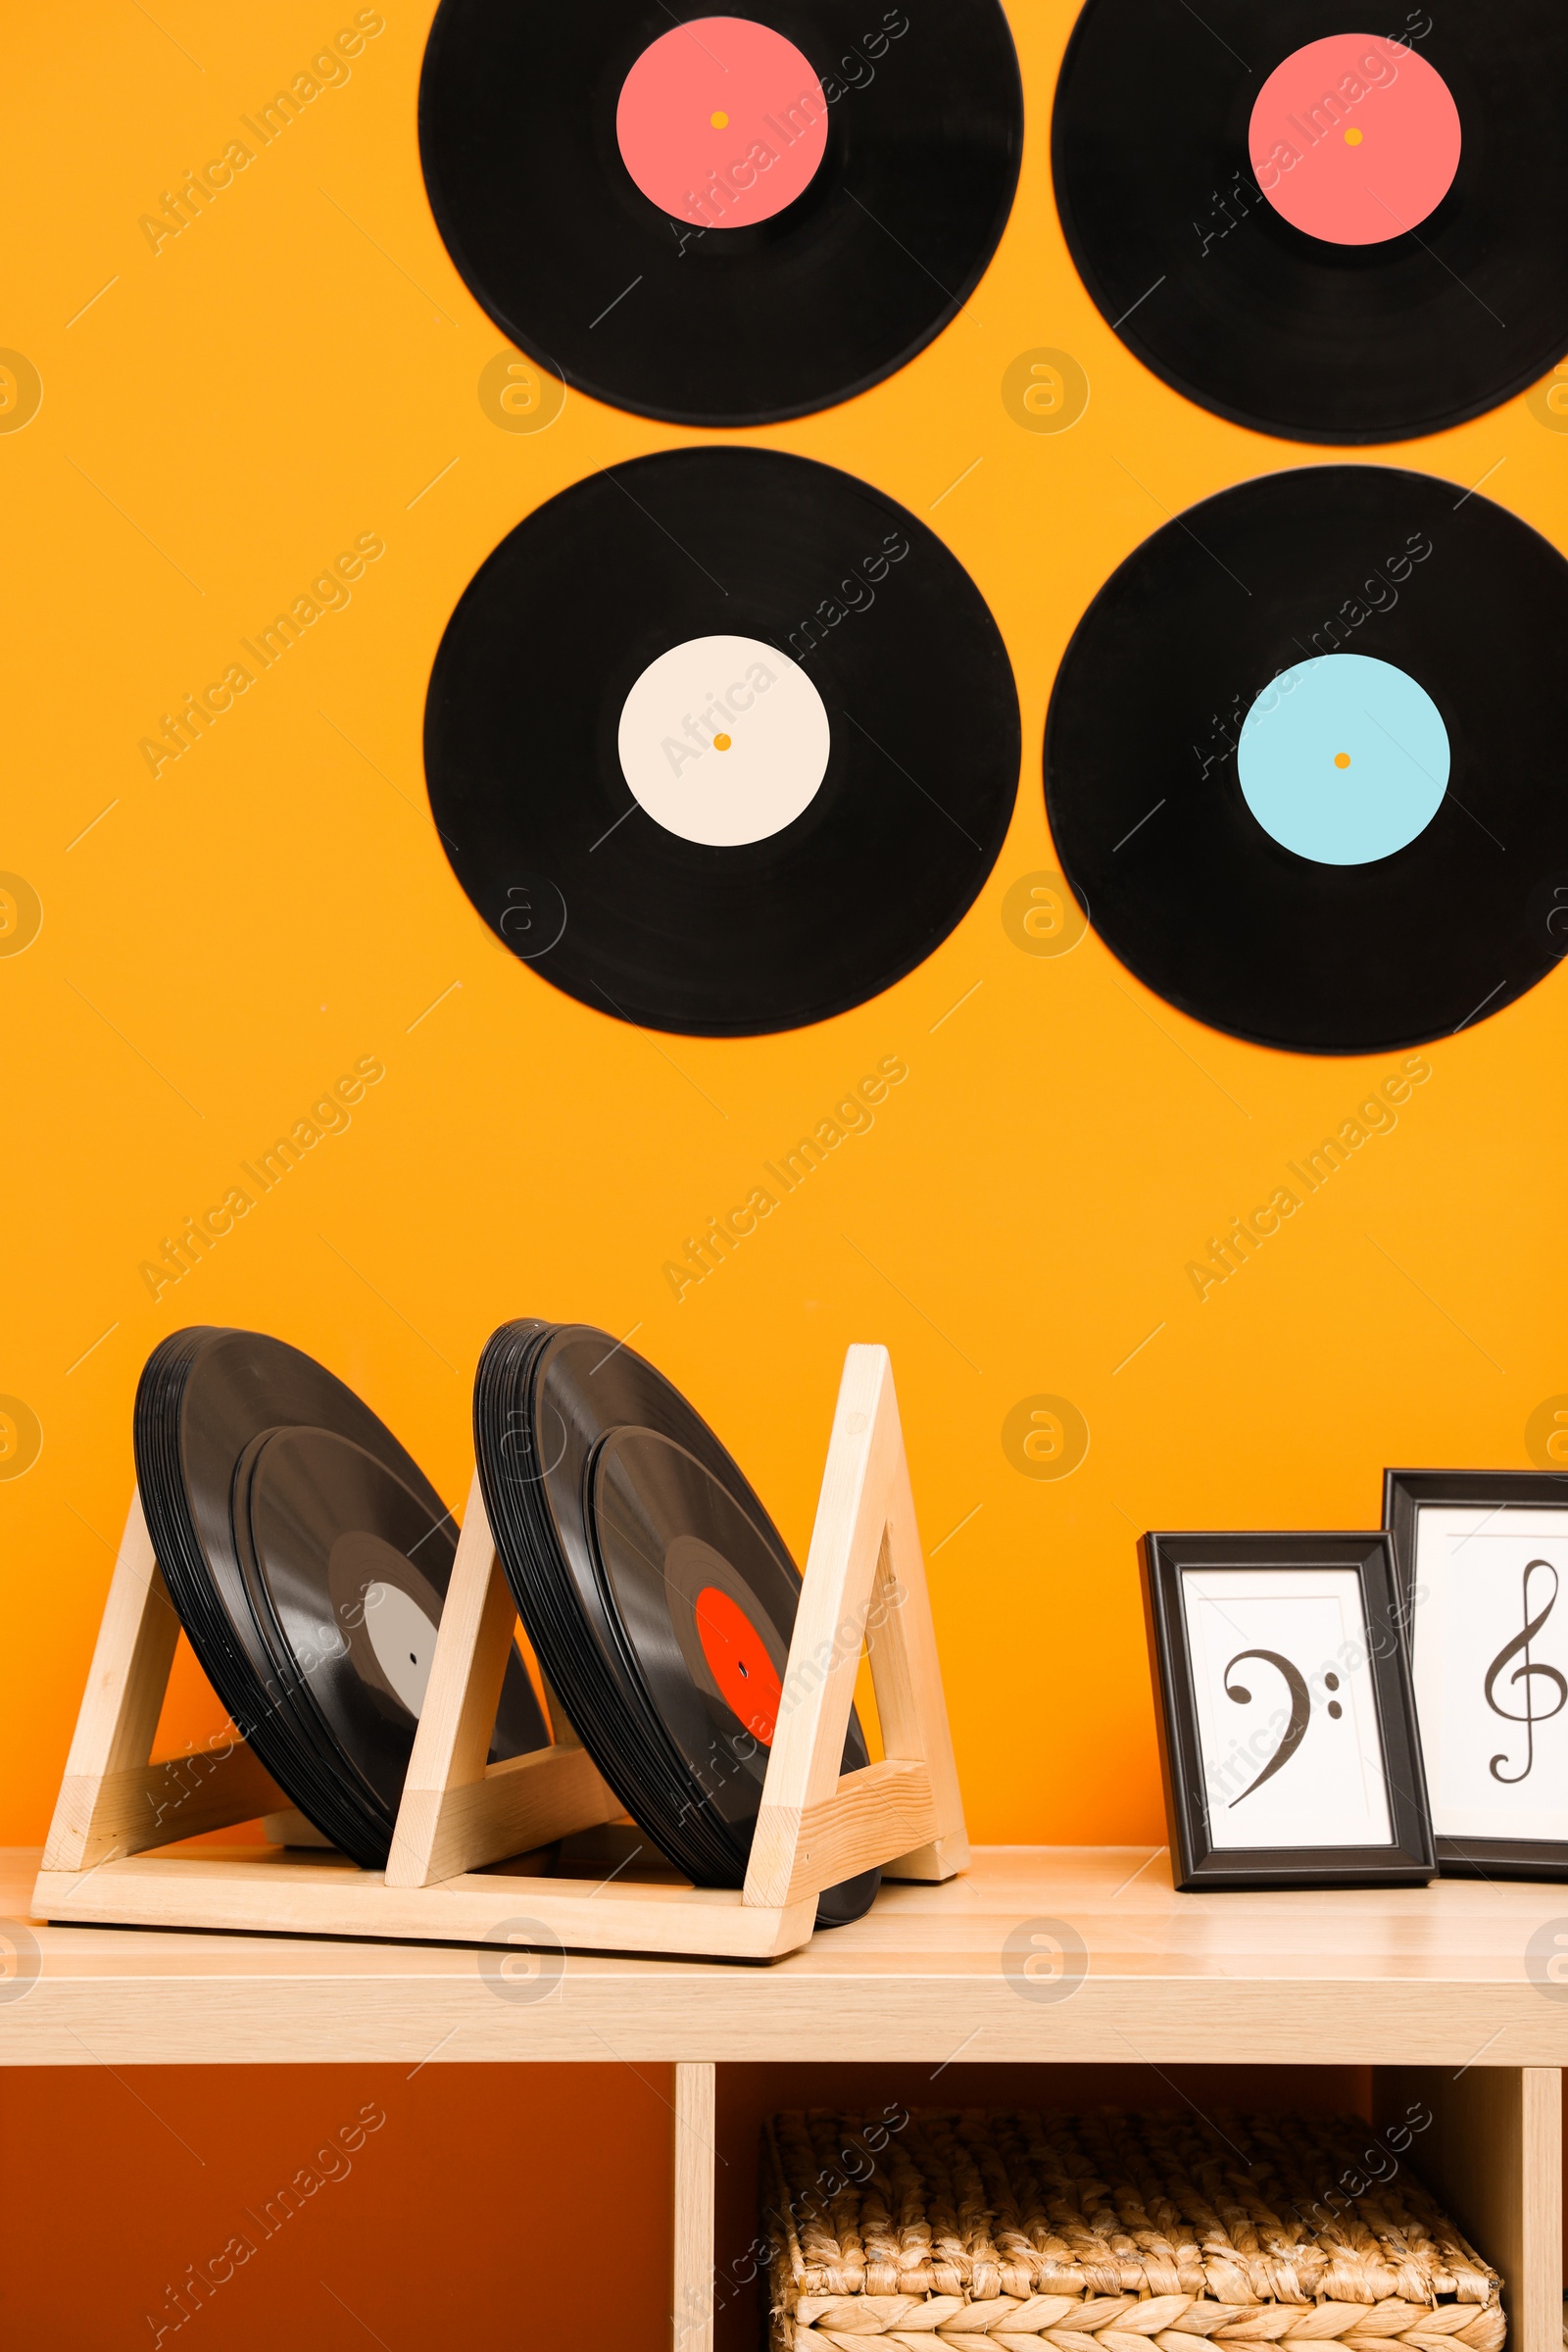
[[764, 2109, 1504, 2352]]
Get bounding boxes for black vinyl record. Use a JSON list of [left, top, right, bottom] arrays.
[[424, 447, 1019, 1037], [474, 1321, 880, 1926], [133, 1330, 547, 1867], [418, 0, 1022, 427], [1045, 466, 1568, 1055], [1053, 1, 1568, 443]]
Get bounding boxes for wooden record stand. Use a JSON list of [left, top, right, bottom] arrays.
[[33, 1345, 969, 1960]]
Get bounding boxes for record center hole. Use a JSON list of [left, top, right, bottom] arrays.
[[1344, 127, 1363, 145], [710, 110, 729, 128], [712, 732, 732, 751], [1334, 752, 1351, 768]]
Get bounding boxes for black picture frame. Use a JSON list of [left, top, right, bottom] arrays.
[[1384, 1469, 1568, 1882], [1140, 1530, 1435, 1892]]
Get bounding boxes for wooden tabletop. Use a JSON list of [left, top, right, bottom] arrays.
[[5, 1845, 1566, 2068]]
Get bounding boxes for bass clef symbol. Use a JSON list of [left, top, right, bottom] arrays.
[[1224, 1648, 1312, 1805], [1484, 1558, 1566, 1785]]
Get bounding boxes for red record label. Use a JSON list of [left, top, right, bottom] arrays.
[[1249, 34, 1460, 247], [615, 16, 827, 229], [694, 1584, 782, 1742]]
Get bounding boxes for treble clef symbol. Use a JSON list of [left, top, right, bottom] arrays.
[[1484, 1559, 1566, 1785]]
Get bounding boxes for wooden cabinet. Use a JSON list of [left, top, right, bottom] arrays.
[[4, 1846, 1562, 2350]]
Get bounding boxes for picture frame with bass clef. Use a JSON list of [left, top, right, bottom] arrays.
[[1385, 1469, 1568, 1882], [1140, 1529, 1436, 1892]]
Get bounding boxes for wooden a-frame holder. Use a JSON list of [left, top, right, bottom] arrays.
[[33, 1345, 968, 1960]]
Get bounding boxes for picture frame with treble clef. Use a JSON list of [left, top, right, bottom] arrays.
[[1140, 1530, 1435, 1892], [1385, 1469, 1568, 1881]]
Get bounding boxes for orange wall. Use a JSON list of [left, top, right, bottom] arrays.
[[3, 0, 1566, 2339], [9, 1, 1568, 1860]]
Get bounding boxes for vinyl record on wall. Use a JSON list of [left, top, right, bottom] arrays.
[[1053, 2, 1568, 443], [1045, 466, 1568, 1054], [424, 446, 1020, 1037], [417, 1, 1023, 426]]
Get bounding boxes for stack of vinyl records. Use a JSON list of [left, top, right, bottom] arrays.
[[473, 1320, 880, 1926], [133, 1328, 548, 1869]]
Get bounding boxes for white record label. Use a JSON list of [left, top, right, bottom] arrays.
[[617, 632, 830, 848], [362, 1579, 439, 1719]]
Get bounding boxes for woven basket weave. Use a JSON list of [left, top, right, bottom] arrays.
[[764, 2109, 1504, 2352]]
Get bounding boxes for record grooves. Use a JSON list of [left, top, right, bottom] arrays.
[[1045, 466, 1568, 1055], [1053, 1, 1568, 444], [133, 1329, 547, 1868], [474, 1320, 881, 1926], [418, 2, 1023, 427], [424, 446, 1020, 1038]]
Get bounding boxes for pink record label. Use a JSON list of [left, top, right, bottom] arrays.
[[615, 15, 828, 229], [1250, 33, 1461, 246]]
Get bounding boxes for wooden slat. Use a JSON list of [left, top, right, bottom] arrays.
[[870, 1427, 969, 1883], [388, 1744, 621, 1886], [384, 1470, 618, 1887], [673, 2060, 716, 2352], [755, 1347, 902, 1861], [1375, 2066, 1563, 2352], [42, 1493, 176, 1871], [750, 1759, 938, 1909], [40, 1493, 287, 1869], [743, 1347, 968, 1909], [32, 1850, 817, 1960], [46, 1745, 287, 1868]]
